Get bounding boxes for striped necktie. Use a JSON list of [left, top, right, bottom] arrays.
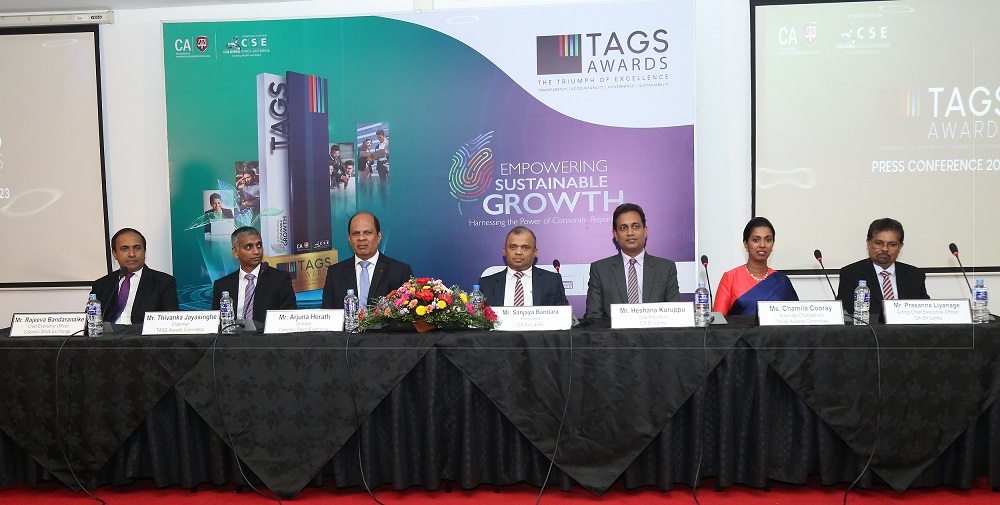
[[513, 271, 525, 306], [880, 270, 894, 300], [627, 258, 640, 304]]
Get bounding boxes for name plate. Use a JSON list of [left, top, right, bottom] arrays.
[[493, 306, 573, 331], [758, 301, 844, 326], [9, 313, 86, 337], [142, 311, 220, 335], [611, 302, 694, 328], [264, 309, 344, 334], [883, 299, 972, 325]]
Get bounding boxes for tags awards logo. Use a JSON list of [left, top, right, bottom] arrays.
[[536, 34, 582, 75], [448, 132, 495, 215]]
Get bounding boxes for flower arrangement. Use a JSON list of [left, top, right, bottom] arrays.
[[357, 277, 498, 332]]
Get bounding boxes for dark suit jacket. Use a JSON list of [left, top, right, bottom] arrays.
[[584, 253, 680, 319], [321, 254, 413, 309], [90, 266, 179, 324], [478, 266, 569, 307], [837, 258, 929, 320], [212, 263, 297, 322]]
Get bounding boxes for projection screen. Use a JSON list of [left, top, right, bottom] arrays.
[[753, 0, 999, 273], [0, 25, 111, 286]]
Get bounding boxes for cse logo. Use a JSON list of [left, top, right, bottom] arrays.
[[174, 36, 209, 52]]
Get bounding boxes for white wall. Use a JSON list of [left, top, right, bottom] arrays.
[[0, 0, 992, 324]]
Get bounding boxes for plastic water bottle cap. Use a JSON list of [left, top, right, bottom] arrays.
[[473, 285, 480, 290], [858, 280, 866, 286], [698, 282, 705, 287], [89, 293, 97, 299], [976, 279, 984, 284], [347, 289, 355, 295], [222, 291, 229, 297]]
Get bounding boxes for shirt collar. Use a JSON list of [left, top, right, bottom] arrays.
[[872, 261, 896, 276], [621, 249, 646, 265], [506, 266, 532, 280], [240, 264, 262, 278], [356, 249, 380, 267]]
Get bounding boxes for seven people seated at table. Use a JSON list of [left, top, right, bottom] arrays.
[[91, 205, 928, 325]]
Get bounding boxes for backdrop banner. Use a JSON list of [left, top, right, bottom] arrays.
[[163, 0, 695, 314]]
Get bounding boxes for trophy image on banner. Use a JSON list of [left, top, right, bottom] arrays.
[[256, 71, 336, 293]]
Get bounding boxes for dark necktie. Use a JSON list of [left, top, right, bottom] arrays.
[[113, 272, 133, 322]]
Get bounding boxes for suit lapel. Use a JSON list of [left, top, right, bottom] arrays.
[[492, 270, 507, 305], [131, 270, 149, 316], [529, 266, 538, 305], [370, 256, 388, 298], [610, 255, 628, 303], [642, 256, 655, 303]]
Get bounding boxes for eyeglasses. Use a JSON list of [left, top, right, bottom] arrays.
[[869, 239, 901, 250]]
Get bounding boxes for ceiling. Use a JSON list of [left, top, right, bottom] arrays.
[[0, 0, 302, 15]]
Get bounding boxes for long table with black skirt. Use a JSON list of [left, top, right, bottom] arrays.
[[1, 323, 999, 498]]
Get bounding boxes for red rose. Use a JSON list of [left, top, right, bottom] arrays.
[[483, 306, 497, 322], [414, 277, 432, 284]]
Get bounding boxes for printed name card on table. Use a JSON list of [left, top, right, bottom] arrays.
[[883, 299, 972, 325], [611, 302, 694, 329], [493, 306, 573, 331], [757, 301, 844, 326], [264, 309, 344, 334], [142, 311, 220, 335], [9, 313, 87, 337]]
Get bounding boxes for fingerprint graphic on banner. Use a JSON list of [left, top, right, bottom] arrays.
[[448, 131, 494, 215]]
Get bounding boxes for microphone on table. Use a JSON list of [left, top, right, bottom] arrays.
[[814, 249, 837, 299], [949, 243, 974, 294], [553, 259, 560, 273], [700, 255, 714, 307]]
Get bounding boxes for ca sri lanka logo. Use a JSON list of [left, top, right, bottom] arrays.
[[537, 34, 582, 75], [195, 35, 208, 52], [448, 131, 494, 215]]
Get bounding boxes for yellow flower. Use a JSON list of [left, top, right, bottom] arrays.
[[437, 299, 446, 309], [415, 305, 427, 316], [460, 293, 468, 303]]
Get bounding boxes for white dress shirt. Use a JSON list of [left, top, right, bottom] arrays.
[[503, 267, 534, 306], [114, 267, 144, 324]]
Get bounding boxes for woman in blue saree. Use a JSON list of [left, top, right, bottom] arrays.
[[713, 217, 798, 316]]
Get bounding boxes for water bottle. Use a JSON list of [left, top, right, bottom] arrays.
[[853, 280, 870, 325], [470, 284, 484, 315], [973, 279, 989, 324], [86, 293, 103, 337], [694, 282, 711, 327], [344, 289, 359, 332], [219, 290, 236, 334]]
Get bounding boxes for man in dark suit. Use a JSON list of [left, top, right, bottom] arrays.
[[585, 203, 680, 319], [212, 226, 296, 323], [478, 226, 568, 307], [322, 212, 413, 310], [837, 217, 929, 321], [91, 228, 179, 325]]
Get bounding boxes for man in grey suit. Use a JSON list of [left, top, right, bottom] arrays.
[[585, 203, 680, 319]]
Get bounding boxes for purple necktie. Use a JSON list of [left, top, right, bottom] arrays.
[[113, 272, 133, 322], [244, 273, 256, 320]]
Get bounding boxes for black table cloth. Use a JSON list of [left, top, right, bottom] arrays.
[[1, 323, 998, 497]]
